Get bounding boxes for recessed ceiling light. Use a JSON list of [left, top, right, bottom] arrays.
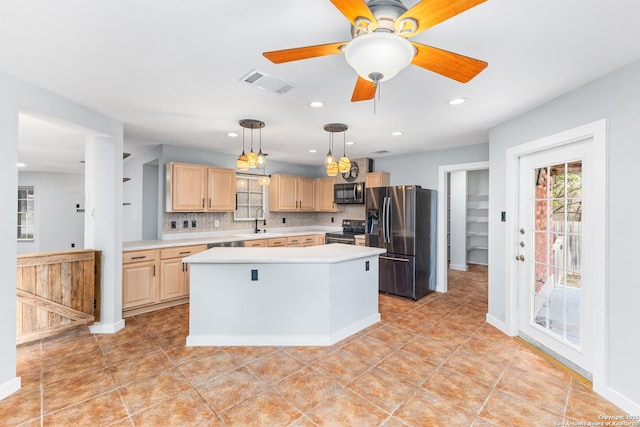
[[17, 163, 26, 167], [227, 132, 238, 137], [448, 97, 467, 105], [346, 141, 355, 145], [391, 131, 403, 136], [309, 149, 317, 153], [308, 101, 324, 108]]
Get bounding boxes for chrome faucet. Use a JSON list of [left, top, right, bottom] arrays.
[[255, 207, 266, 233]]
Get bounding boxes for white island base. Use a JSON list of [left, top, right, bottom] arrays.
[[184, 244, 386, 346]]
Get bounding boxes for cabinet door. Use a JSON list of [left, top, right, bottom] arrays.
[[207, 168, 236, 212], [314, 234, 325, 246], [159, 258, 186, 301], [287, 236, 302, 247], [317, 177, 337, 212], [365, 172, 390, 188], [245, 239, 267, 247], [298, 177, 316, 211], [269, 175, 298, 211], [169, 163, 206, 211], [123, 260, 156, 309], [267, 238, 287, 247]]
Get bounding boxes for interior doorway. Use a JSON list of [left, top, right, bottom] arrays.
[[437, 161, 489, 293]]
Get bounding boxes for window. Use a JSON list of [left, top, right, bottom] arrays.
[[234, 174, 266, 221], [18, 186, 35, 240]]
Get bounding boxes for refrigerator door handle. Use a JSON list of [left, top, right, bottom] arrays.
[[385, 196, 391, 243], [380, 255, 409, 262], [381, 196, 387, 244]]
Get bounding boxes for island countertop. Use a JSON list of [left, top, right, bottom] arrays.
[[184, 243, 386, 264]]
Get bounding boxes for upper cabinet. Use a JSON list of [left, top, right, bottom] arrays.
[[365, 172, 390, 188], [207, 167, 236, 211], [269, 174, 316, 212], [316, 177, 338, 212], [166, 162, 236, 212]]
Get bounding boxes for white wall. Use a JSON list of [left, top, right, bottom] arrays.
[[449, 171, 467, 270], [488, 58, 640, 411], [374, 143, 489, 189], [17, 172, 84, 254], [0, 71, 124, 400]]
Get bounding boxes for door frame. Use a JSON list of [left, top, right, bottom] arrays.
[[437, 161, 489, 292], [504, 119, 607, 392]]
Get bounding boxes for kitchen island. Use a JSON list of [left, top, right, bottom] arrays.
[[184, 244, 386, 346]]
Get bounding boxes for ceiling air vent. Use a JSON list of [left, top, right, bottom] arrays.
[[241, 70, 295, 94], [371, 150, 391, 154]]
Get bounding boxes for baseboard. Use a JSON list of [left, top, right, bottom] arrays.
[[594, 383, 640, 416], [0, 377, 21, 401], [486, 313, 509, 335], [89, 319, 125, 334], [187, 314, 381, 347], [449, 264, 469, 272]]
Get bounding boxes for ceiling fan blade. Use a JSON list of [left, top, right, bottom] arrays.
[[395, 0, 487, 37], [351, 76, 376, 102], [411, 42, 487, 83], [330, 0, 378, 32], [263, 42, 348, 64]]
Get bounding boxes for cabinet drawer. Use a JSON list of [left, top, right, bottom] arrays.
[[123, 250, 157, 264], [301, 235, 315, 244], [245, 239, 267, 247], [287, 236, 301, 245], [268, 238, 287, 247], [160, 245, 207, 260]]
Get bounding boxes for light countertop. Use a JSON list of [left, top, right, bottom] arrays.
[[123, 226, 341, 251], [185, 243, 386, 264]]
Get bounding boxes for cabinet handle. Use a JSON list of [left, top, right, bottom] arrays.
[[208, 198, 211, 208], [153, 265, 156, 276], [202, 198, 205, 208], [131, 256, 146, 260], [179, 251, 190, 255], [235, 194, 238, 210]]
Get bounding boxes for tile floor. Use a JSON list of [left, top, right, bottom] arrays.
[[2, 265, 627, 426]]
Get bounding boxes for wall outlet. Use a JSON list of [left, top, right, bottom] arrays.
[[191, 219, 197, 228], [214, 219, 220, 227], [71, 243, 75, 248], [331, 217, 334, 223], [170, 221, 176, 229], [282, 217, 286, 224], [183, 220, 189, 228]]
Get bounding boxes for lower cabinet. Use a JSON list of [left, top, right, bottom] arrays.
[[245, 239, 267, 247], [267, 238, 287, 247], [122, 250, 157, 310], [122, 244, 206, 316]]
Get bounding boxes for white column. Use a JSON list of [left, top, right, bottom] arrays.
[[85, 135, 124, 334], [0, 101, 20, 399], [449, 170, 468, 271]]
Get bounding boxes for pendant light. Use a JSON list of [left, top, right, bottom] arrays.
[[236, 127, 249, 171], [238, 119, 265, 171], [324, 123, 348, 177], [338, 126, 351, 174]]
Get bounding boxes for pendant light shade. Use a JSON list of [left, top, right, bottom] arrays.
[[238, 119, 265, 171], [324, 123, 349, 176], [258, 174, 271, 186]]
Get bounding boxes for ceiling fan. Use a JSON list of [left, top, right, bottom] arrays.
[[263, 0, 488, 102]]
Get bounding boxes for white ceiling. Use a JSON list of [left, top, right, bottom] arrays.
[[3, 0, 640, 170]]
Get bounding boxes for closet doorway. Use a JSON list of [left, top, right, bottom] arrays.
[[437, 161, 489, 293]]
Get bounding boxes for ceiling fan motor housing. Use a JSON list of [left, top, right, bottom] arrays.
[[351, 0, 409, 37]]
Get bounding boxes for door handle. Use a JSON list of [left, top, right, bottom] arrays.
[[516, 255, 525, 261], [380, 255, 409, 262]]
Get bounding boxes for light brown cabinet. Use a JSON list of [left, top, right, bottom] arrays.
[[159, 245, 207, 301], [316, 177, 338, 212], [245, 239, 267, 247], [355, 236, 366, 247], [166, 162, 236, 212], [287, 235, 315, 247], [207, 167, 236, 211], [314, 234, 326, 245], [267, 237, 287, 247], [365, 171, 390, 188], [122, 249, 157, 310], [269, 174, 316, 212]]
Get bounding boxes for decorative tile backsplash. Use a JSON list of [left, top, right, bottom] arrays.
[[162, 205, 365, 235]]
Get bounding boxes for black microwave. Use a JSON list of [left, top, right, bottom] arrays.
[[334, 182, 365, 204]]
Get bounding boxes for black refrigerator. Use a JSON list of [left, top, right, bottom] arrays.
[[365, 185, 437, 300]]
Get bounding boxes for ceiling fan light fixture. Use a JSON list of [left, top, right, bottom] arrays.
[[345, 32, 415, 83]]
